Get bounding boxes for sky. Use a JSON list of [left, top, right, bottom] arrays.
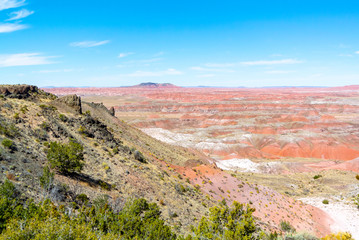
[[1, 0, 359, 87]]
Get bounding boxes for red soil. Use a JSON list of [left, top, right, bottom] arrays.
[[173, 164, 333, 237]]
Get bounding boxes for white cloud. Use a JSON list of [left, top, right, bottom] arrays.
[[197, 74, 215, 78], [355, 51, 359, 54], [191, 66, 234, 73], [0, 22, 27, 32], [117, 58, 163, 68], [153, 51, 164, 57], [205, 59, 302, 68], [0, 0, 25, 11], [0, 53, 55, 67], [34, 68, 81, 74], [339, 43, 350, 49], [126, 68, 183, 77], [70, 40, 110, 48], [6, 8, 34, 21], [126, 58, 162, 64], [265, 70, 294, 74], [205, 62, 237, 68], [118, 52, 134, 58], [241, 59, 303, 66], [339, 54, 353, 57]]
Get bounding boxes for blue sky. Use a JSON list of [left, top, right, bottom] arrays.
[[1, 0, 359, 87]]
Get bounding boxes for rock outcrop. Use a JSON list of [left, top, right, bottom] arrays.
[[53, 94, 82, 114], [109, 106, 115, 116], [0, 84, 42, 99]]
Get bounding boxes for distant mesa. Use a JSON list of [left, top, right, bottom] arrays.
[[133, 82, 180, 88]]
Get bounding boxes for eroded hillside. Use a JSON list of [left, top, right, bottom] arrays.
[[42, 85, 359, 237], [0, 85, 214, 235]]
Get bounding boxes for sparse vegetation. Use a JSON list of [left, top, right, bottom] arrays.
[[313, 174, 323, 180], [353, 194, 359, 209]]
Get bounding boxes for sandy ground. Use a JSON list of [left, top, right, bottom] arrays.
[[300, 197, 359, 239]]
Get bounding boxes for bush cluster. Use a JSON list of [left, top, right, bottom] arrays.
[[47, 139, 84, 174], [0, 121, 19, 138], [0, 180, 176, 239]]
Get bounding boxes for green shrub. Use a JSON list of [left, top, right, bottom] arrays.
[[280, 220, 296, 233], [189, 200, 262, 239], [356, 175, 359, 181], [354, 194, 359, 209], [40, 121, 50, 131], [20, 105, 28, 114], [76, 193, 89, 205], [134, 150, 146, 163], [0, 121, 19, 138], [13, 112, 19, 120], [313, 174, 322, 180], [322, 199, 329, 204], [78, 125, 86, 134], [0, 179, 16, 200], [47, 139, 84, 174], [39, 166, 54, 191], [39, 104, 57, 111], [1, 139, 14, 149], [59, 114, 67, 122], [112, 147, 119, 154]]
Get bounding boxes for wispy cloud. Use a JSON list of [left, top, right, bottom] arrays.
[[0, 0, 25, 11], [6, 8, 34, 21], [265, 70, 294, 74], [205, 62, 237, 68], [0, 22, 27, 33], [70, 40, 110, 48], [355, 51, 359, 54], [339, 43, 350, 49], [241, 59, 303, 66], [33, 68, 82, 74], [205, 59, 303, 68], [153, 51, 164, 57], [0, 53, 55, 67], [339, 53, 353, 57], [127, 58, 162, 64], [197, 74, 215, 78], [117, 58, 163, 68], [191, 66, 234, 73], [126, 68, 183, 77], [118, 52, 134, 58]]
